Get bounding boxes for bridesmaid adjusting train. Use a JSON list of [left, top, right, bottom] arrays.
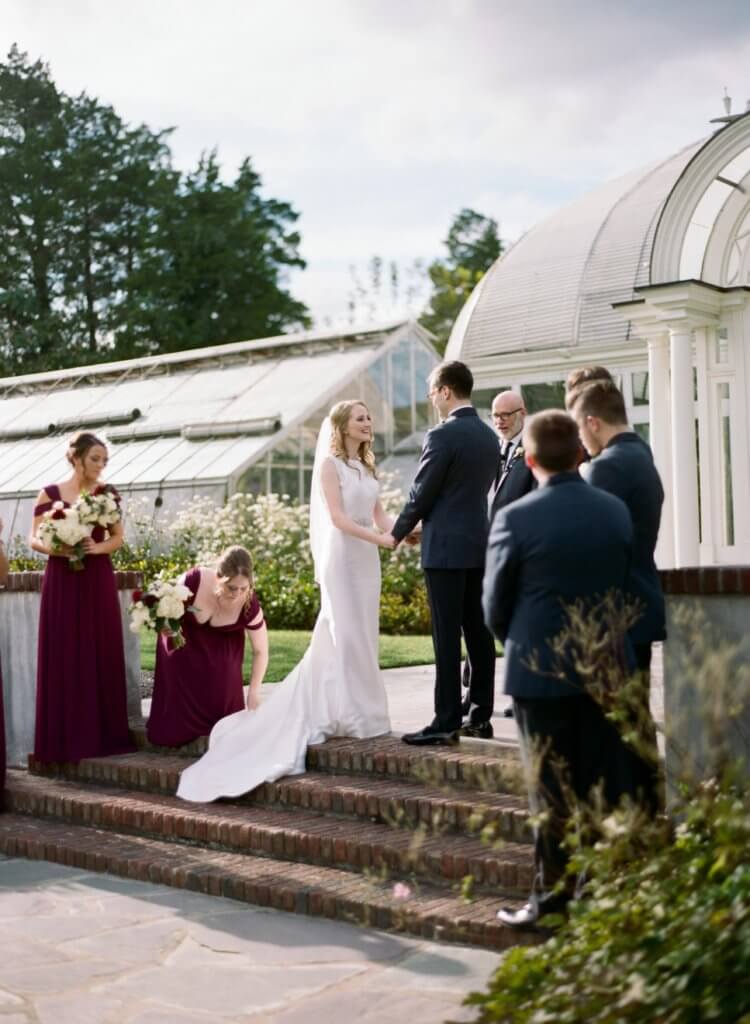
[[146, 546, 269, 748]]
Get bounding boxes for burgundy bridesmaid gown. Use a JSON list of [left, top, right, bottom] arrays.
[[147, 567, 263, 747], [33, 485, 135, 762]]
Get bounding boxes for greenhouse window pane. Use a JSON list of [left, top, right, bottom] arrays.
[[271, 465, 301, 500], [521, 381, 565, 413], [390, 339, 413, 444], [679, 179, 733, 279], [414, 346, 437, 429], [632, 371, 649, 406]]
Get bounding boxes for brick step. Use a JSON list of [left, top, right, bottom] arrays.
[[28, 751, 531, 842], [6, 770, 534, 891], [0, 813, 536, 952], [128, 724, 524, 793]]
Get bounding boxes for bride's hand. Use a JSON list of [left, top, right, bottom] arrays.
[[378, 532, 397, 550], [246, 687, 261, 711]]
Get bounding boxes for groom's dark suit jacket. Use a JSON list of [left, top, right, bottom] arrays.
[[391, 407, 499, 566], [483, 472, 634, 699]]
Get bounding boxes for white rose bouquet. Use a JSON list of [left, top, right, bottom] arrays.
[[75, 484, 122, 530], [37, 503, 92, 570], [129, 573, 194, 649]]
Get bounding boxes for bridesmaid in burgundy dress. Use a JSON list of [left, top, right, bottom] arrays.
[[0, 517, 8, 808], [30, 432, 135, 763], [147, 546, 269, 747]]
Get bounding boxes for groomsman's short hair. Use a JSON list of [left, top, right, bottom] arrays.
[[523, 410, 580, 472], [569, 379, 628, 426], [430, 361, 474, 399], [564, 365, 613, 409]]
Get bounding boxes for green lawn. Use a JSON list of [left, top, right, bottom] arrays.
[[139, 630, 437, 682]]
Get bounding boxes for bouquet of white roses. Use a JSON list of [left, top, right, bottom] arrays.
[[37, 503, 92, 570], [129, 573, 194, 649], [75, 484, 122, 530]]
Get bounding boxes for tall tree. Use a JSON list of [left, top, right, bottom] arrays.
[[420, 208, 503, 352], [0, 46, 310, 374], [131, 152, 310, 354], [0, 45, 67, 372]]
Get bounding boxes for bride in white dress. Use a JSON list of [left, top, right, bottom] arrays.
[[177, 400, 396, 803]]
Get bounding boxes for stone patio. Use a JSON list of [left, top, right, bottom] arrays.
[[0, 856, 496, 1022]]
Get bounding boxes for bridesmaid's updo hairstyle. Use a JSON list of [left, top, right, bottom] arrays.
[[215, 545, 254, 609], [329, 400, 377, 477], [66, 431, 107, 466]]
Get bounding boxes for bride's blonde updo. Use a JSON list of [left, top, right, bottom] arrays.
[[328, 400, 377, 478]]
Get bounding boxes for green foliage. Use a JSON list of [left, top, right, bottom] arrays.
[[467, 779, 750, 1024], [420, 208, 503, 351], [0, 45, 309, 373], [108, 489, 430, 635]]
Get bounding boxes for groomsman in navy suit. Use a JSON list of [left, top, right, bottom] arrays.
[[483, 411, 634, 929], [391, 361, 500, 745], [570, 377, 665, 812]]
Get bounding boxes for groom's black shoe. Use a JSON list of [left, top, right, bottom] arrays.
[[460, 720, 493, 739], [402, 726, 459, 746]]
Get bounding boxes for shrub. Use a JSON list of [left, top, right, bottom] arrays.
[[467, 775, 750, 1024], [13, 485, 434, 630], [11, 488, 432, 635]]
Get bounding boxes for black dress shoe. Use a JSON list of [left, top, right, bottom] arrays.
[[402, 727, 459, 746], [460, 721, 493, 739], [460, 694, 471, 717], [497, 895, 567, 931]]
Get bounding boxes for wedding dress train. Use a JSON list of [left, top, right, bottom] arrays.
[[176, 454, 391, 803]]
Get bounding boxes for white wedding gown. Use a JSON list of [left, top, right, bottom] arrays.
[[176, 456, 391, 803]]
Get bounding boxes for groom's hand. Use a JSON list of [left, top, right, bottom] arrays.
[[404, 530, 421, 547]]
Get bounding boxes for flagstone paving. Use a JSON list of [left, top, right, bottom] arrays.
[[0, 856, 498, 1022]]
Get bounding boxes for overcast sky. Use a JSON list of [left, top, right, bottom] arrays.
[[3, 0, 750, 328]]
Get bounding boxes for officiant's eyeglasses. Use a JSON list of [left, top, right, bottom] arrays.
[[493, 408, 522, 420]]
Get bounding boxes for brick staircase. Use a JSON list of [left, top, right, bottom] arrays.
[[0, 725, 537, 951]]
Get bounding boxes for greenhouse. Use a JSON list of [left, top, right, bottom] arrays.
[[0, 321, 438, 546], [447, 109, 750, 568]]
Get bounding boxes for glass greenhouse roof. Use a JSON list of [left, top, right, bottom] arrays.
[[0, 323, 419, 501]]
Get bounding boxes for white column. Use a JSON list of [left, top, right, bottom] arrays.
[[694, 327, 715, 563], [669, 325, 700, 567], [648, 333, 675, 568]]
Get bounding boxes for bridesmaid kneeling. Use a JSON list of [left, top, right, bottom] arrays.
[[146, 546, 268, 748], [31, 433, 135, 763]]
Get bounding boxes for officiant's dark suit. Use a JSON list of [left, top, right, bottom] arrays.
[[489, 448, 536, 521], [483, 411, 634, 920], [392, 366, 499, 740]]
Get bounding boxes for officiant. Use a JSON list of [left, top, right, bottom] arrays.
[[488, 390, 536, 521]]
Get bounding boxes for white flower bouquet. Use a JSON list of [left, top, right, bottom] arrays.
[[75, 484, 122, 529], [37, 503, 92, 570], [129, 574, 194, 649]]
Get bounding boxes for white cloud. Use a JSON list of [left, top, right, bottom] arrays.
[[3, 0, 750, 327]]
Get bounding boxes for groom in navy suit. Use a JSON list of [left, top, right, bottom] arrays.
[[391, 361, 500, 745]]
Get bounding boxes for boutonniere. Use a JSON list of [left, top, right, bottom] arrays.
[[511, 445, 524, 461]]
